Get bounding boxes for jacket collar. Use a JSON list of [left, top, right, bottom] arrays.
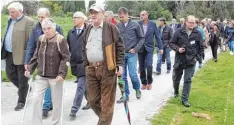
[[72, 23, 87, 33], [9, 14, 24, 22], [180, 26, 198, 34]]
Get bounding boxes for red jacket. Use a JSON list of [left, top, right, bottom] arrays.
[[111, 18, 118, 25]]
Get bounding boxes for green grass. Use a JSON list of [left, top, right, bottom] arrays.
[[151, 52, 234, 125], [1, 14, 75, 81]]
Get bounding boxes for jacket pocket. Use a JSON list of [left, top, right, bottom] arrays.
[[105, 44, 116, 70]]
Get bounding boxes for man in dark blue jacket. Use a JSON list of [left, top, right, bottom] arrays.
[[67, 11, 90, 118], [138, 11, 163, 90], [24, 8, 63, 118]]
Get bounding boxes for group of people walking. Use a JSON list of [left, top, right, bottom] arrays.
[[2, 2, 234, 125]]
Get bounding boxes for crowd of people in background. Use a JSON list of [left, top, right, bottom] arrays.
[[1, 2, 234, 125]]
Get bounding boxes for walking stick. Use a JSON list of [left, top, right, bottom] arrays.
[[20, 75, 33, 125], [117, 76, 131, 125]]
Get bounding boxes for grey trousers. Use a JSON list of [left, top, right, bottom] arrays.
[[172, 65, 195, 102], [71, 76, 86, 113], [32, 76, 63, 125]]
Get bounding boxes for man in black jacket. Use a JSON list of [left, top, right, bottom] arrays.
[[156, 17, 173, 75], [169, 15, 204, 107], [67, 11, 89, 118]]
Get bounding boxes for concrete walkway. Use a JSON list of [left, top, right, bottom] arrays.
[[1, 48, 214, 125]]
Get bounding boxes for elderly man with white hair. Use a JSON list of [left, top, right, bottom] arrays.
[[24, 7, 63, 118], [25, 18, 70, 125], [170, 18, 178, 33], [1, 2, 34, 111], [67, 11, 90, 118]]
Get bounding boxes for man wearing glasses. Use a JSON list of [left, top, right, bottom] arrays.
[[67, 11, 90, 118], [169, 15, 204, 107]]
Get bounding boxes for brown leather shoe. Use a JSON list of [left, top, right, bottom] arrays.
[[147, 84, 152, 90], [141, 84, 147, 90]]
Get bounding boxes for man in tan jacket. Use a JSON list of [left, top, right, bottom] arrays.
[[1, 2, 34, 111], [82, 4, 125, 125]]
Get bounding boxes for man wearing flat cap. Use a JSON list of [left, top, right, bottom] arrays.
[[156, 17, 173, 75], [82, 3, 125, 125]]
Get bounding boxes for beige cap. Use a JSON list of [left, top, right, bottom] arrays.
[[89, 4, 104, 12]]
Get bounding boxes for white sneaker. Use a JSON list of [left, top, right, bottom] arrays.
[[230, 52, 234, 55]]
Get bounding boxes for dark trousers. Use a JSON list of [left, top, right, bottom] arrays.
[[5, 53, 28, 104], [138, 47, 153, 85], [211, 42, 218, 59], [71, 76, 86, 113], [172, 65, 195, 102], [162, 51, 166, 63], [86, 65, 116, 125]]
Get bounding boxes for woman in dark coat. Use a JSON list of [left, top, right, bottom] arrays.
[[209, 22, 220, 62]]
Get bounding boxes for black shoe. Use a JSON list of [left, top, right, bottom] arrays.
[[82, 103, 90, 110], [182, 101, 191, 107], [166, 70, 171, 74], [174, 93, 179, 98], [174, 91, 179, 98], [14, 103, 25, 111], [117, 97, 129, 103], [42, 109, 49, 118], [74, 79, 78, 83], [49, 106, 53, 111], [136, 90, 141, 99], [69, 111, 76, 118], [156, 72, 161, 75]]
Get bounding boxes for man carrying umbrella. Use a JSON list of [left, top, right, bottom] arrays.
[[82, 3, 125, 125]]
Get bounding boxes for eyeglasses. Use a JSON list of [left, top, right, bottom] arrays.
[[187, 22, 195, 24]]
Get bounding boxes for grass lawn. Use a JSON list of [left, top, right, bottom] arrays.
[[151, 52, 234, 125]]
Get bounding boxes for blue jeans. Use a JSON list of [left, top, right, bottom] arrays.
[[43, 88, 52, 110], [229, 41, 234, 52], [156, 47, 171, 73], [123, 53, 140, 98]]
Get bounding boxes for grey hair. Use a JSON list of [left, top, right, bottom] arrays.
[[37, 8, 50, 17], [73, 11, 87, 21], [7, 2, 23, 12], [105, 11, 114, 17], [180, 18, 185, 22], [41, 18, 56, 30]]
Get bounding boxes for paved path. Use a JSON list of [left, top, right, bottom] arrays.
[[1, 48, 214, 125]]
